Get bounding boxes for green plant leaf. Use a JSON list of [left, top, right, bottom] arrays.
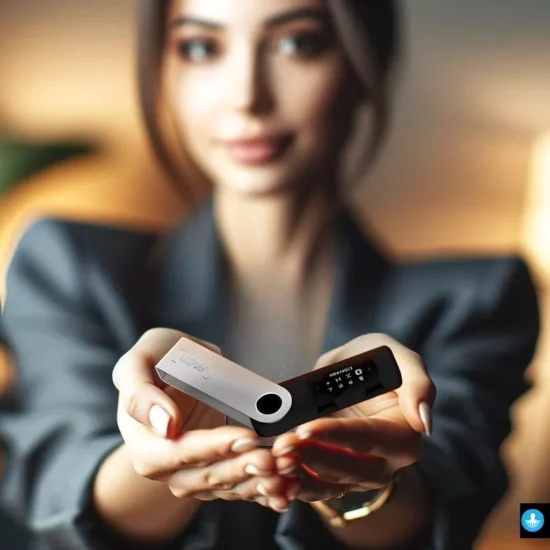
[[0, 140, 91, 196]]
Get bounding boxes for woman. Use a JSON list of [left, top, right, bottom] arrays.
[[0, 1, 539, 549]]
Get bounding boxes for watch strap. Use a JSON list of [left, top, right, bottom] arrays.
[[310, 477, 395, 528]]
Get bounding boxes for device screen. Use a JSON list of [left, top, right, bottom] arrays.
[[312, 359, 375, 398]]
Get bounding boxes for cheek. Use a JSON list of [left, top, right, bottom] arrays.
[[278, 64, 354, 145], [172, 74, 218, 151]]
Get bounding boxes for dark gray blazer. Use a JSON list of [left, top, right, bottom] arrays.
[[0, 199, 539, 550]]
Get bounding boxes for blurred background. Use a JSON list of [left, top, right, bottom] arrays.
[[1, 1, 550, 548]]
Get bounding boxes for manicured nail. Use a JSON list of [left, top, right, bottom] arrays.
[[278, 464, 298, 475], [245, 464, 271, 476], [231, 438, 259, 453], [257, 483, 269, 496], [419, 402, 432, 436], [273, 446, 295, 457], [296, 426, 312, 439], [149, 405, 170, 438]]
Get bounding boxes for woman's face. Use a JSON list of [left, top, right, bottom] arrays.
[[163, 0, 360, 196]]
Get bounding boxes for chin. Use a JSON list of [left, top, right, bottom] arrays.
[[213, 166, 301, 198]]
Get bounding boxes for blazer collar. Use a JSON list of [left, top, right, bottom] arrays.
[[155, 197, 391, 356]]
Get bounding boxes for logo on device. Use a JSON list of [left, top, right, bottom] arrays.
[[177, 351, 209, 378]]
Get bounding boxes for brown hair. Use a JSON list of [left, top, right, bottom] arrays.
[[137, 0, 400, 204]]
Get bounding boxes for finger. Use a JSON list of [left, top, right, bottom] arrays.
[[293, 416, 419, 464], [253, 493, 295, 513], [173, 425, 262, 464], [122, 423, 258, 481], [168, 450, 291, 502], [314, 333, 436, 435], [275, 455, 301, 476], [113, 328, 222, 438], [295, 439, 394, 487], [253, 495, 290, 513], [168, 448, 272, 493], [204, 468, 299, 512], [295, 465, 346, 502], [255, 471, 294, 500], [272, 432, 300, 458], [226, 477, 296, 512], [255, 475, 301, 512]]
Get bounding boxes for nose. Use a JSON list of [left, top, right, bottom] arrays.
[[227, 45, 273, 115]]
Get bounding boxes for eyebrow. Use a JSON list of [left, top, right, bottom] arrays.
[[170, 7, 329, 31]]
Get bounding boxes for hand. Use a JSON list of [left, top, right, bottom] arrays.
[[271, 333, 436, 502], [112, 328, 300, 512]]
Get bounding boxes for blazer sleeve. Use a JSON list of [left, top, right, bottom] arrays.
[[0, 220, 185, 550], [416, 258, 540, 550]]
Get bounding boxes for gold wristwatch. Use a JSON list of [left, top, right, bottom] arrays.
[[310, 477, 395, 528]]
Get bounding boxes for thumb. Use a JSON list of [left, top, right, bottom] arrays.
[[314, 333, 436, 436], [113, 328, 222, 438]]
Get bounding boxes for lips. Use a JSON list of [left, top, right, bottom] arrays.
[[221, 134, 293, 165]]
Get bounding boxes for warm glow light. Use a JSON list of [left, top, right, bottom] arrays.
[[523, 134, 550, 283]]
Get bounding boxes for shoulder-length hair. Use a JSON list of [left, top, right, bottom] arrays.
[[137, 0, 401, 204]]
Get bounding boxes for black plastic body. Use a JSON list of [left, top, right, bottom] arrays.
[[250, 345, 402, 437]]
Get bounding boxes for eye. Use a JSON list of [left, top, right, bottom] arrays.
[[276, 32, 332, 59], [176, 38, 220, 62]]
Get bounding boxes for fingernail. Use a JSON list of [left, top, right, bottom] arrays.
[[419, 402, 432, 436], [278, 464, 298, 475], [273, 446, 295, 457], [296, 426, 312, 439], [257, 483, 269, 496], [245, 464, 271, 476], [231, 438, 259, 453], [149, 405, 170, 438]]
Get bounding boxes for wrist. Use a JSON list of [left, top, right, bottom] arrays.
[[93, 443, 201, 543], [312, 465, 435, 550]]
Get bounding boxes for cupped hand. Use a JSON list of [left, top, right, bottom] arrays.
[[112, 328, 300, 512], [271, 333, 436, 502]]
